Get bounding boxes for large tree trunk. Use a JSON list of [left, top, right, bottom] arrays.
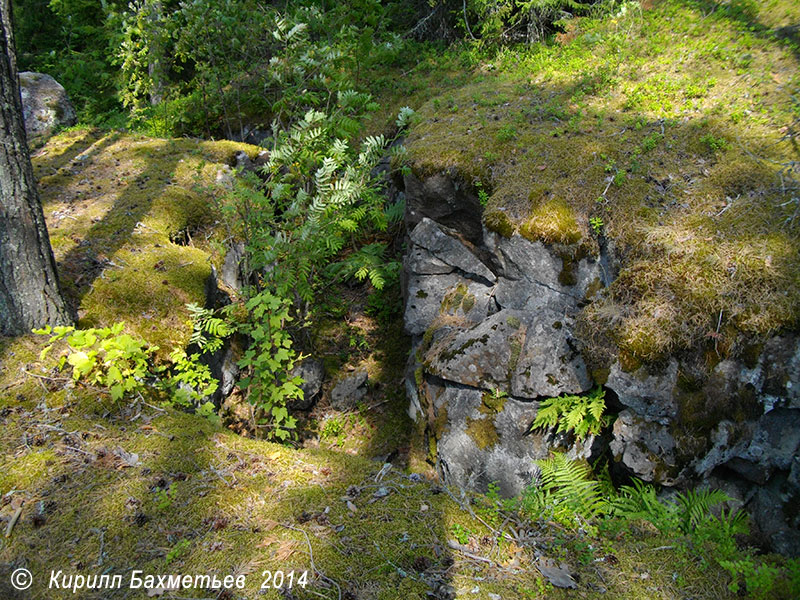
[[0, 0, 72, 335]]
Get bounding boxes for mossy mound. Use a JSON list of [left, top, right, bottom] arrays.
[[33, 127, 259, 353], [406, 0, 800, 365]]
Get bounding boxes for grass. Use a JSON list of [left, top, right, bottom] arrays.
[[405, 0, 800, 366]]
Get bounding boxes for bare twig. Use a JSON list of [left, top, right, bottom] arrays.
[[463, 0, 476, 41], [280, 523, 341, 600], [90, 527, 106, 567], [446, 539, 495, 565], [4, 501, 24, 538]]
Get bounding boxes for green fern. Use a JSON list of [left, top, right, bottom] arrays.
[[520, 453, 609, 526], [186, 303, 233, 353], [530, 387, 608, 440], [612, 479, 748, 537]]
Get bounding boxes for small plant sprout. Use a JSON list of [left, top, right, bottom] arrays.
[[396, 106, 415, 130], [475, 180, 490, 207], [590, 216, 605, 234]]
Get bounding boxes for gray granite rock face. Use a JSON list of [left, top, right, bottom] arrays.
[[289, 358, 326, 411], [330, 370, 368, 410], [423, 309, 590, 399], [401, 168, 800, 555], [606, 359, 679, 424], [19, 72, 77, 139], [402, 197, 602, 495], [423, 382, 594, 497]]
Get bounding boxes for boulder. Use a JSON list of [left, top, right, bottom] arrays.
[[289, 358, 325, 411], [330, 369, 368, 410], [409, 218, 495, 284], [401, 167, 800, 554], [404, 171, 484, 245], [221, 242, 246, 292], [606, 359, 679, 424], [610, 410, 684, 485], [19, 72, 77, 139]]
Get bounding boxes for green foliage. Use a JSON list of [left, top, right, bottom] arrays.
[[235, 291, 302, 442], [34, 310, 226, 422], [530, 387, 608, 440], [231, 109, 390, 306], [464, 0, 623, 46], [156, 486, 174, 511], [612, 478, 749, 563], [589, 216, 604, 234], [35, 323, 155, 402], [719, 557, 783, 599], [609, 478, 678, 532], [14, 0, 124, 121], [327, 242, 401, 290], [701, 132, 729, 153], [164, 538, 190, 565], [186, 303, 233, 353], [451, 523, 472, 544], [163, 348, 219, 411], [496, 123, 517, 142], [520, 453, 608, 528]]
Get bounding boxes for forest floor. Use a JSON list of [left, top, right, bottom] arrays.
[[2, 0, 800, 598], [0, 130, 742, 600]]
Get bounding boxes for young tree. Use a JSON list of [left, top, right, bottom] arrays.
[[0, 0, 72, 335]]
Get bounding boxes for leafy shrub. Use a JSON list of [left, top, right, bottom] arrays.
[[36, 323, 156, 402], [34, 312, 225, 421], [464, 0, 621, 46], [235, 291, 303, 441]]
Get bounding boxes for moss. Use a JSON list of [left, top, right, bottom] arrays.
[[31, 130, 259, 357], [480, 391, 507, 414], [0, 449, 57, 493], [484, 209, 515, 238], [520, 198, 582, 246], [414, 366, 424, 387], [584, 277, 604, 301], [422, 325, 436, 348], [741, 343, 763, 370], [591, 368, 610, 385], [508, 335, 524, 380], [440, 283, 476, 315], [405, 0, 800, 367], [437, 333, 489, 362], [466, 416, 499, 450], [618, 350, 643, 373], [79, 243, 211, 353], [506, 315, 521, 329], [426, 403, 449, 463], [416, 289, 429, 298], [461, 293, 476, 313]]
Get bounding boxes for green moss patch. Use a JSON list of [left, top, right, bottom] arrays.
[[520, 198, 582, 246], [406, 0, 800, 366], [32, 128, 260, 356], [466, 416, 499, 450]]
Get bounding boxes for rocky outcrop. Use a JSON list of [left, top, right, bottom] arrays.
[[401, 169, 800, 555], [19, 72, 77, 140], [403, 169, 605, 497]]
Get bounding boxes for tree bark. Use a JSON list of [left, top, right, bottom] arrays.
[[0, 0, 72, 335]]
